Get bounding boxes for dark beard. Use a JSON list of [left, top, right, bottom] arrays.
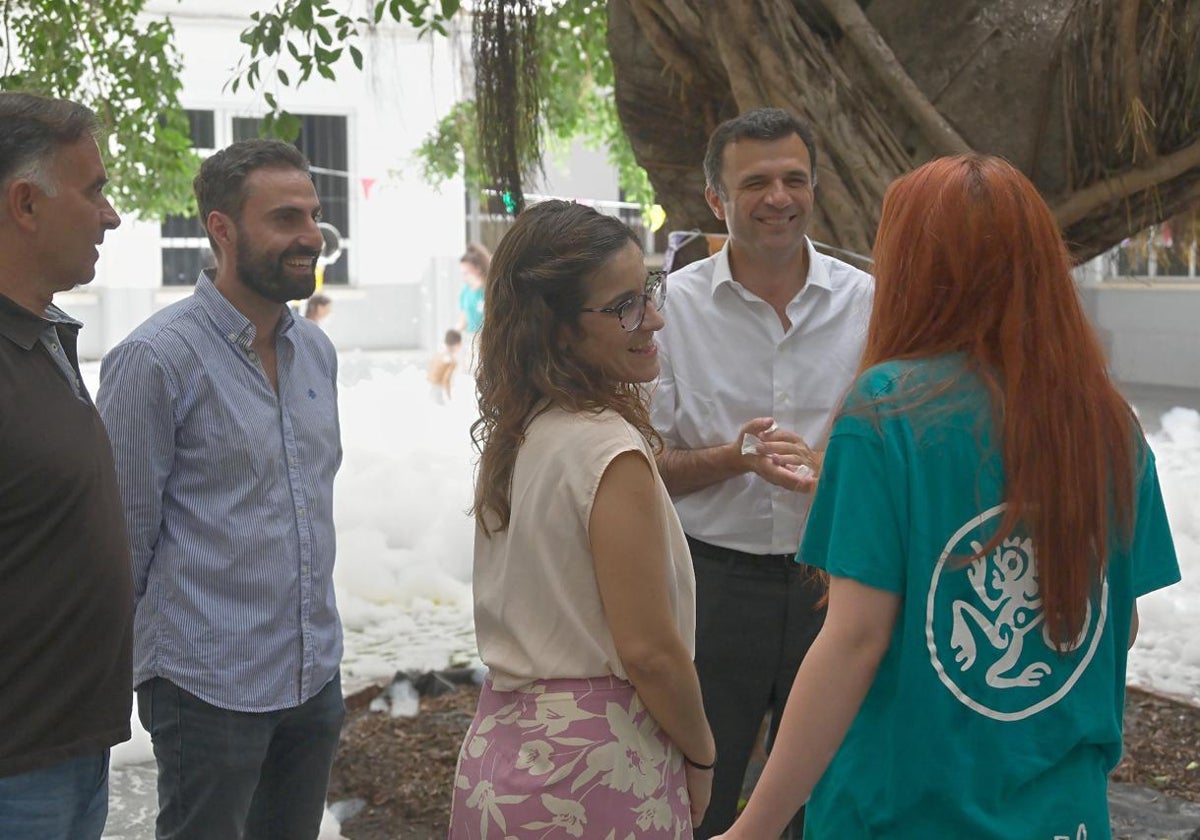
[[235, 238, 319, 304]]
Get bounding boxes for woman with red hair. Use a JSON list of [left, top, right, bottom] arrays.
[[715, 155, 1180, 839]]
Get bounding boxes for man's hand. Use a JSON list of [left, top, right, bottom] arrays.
[[738, 417, 820, 493]]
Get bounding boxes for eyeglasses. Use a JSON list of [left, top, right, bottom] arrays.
[[579, 270, 667, 332]]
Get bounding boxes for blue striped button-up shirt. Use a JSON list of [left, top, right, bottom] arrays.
[[97, 271, 342, 712]]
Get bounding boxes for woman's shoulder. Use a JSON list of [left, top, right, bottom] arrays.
[[849, 356, 976, 404], [528, 404, 642, 443]]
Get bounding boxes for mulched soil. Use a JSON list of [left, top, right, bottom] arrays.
[[328, 685, 480, 839], [328, 683, 1200, 839], [1112, 688, 1200, 802]]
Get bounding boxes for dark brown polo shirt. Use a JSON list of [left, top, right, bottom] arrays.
[[0, 291, 132, 777]]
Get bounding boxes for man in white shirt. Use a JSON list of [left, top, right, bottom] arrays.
[[650, 108, 873, 838]]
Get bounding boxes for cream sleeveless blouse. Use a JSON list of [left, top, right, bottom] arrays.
[[473, 406, 696, 691]]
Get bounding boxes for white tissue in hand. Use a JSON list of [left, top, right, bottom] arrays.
[[741, 433, 764, 455], [792, 464, 814, 478]]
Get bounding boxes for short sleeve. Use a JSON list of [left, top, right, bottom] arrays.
[[1130, 447, 1181, 597], [799, 423, 906, 594]]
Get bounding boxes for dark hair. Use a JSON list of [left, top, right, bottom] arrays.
[[0, 92, 100, 192], [461, 242, 492, 276], [444, 328, 463, 346], [193, 139, 309, 250], [703, 107, 818, 199], [471, 200, 649, 534], [304, 293, 331, 318], [865, 154, 1138, 648]]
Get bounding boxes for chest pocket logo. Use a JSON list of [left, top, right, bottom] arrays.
[[925, 503, 1107, 721]]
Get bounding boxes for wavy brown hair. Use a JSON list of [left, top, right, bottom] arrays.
[[865, 154, 1138, 649], [471, 200, 657, 535]]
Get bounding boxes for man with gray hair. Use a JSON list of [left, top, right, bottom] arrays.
[[98, 139, 343, 840], [0, 92, 130, 838], [651, 107, 873, 837]]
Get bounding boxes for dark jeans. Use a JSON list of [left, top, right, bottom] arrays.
[[0, 750, 109, 839], [137, 673, 346, 840], [688, 538, 826, 840]]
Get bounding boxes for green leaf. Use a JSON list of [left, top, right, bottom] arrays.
[[274, 111, 303, 141], [292, 0, 314, 30], [278, 68, 290, 85], [441, 0, 461, 18], [373, 1, 387, 24], [318, 47, 342, 65], [317, 64, 336, 81], [349, 45, 363, 71], [265, 91, 277, 109]]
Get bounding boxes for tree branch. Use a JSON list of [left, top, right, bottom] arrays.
[[1117, 0, 1154, 161], [1054, 137, 1200, 228], [817, 0, 971, 157], [2, 0, 14, 78]]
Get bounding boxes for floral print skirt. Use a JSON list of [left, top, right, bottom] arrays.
[[447, 674, 692, 839]]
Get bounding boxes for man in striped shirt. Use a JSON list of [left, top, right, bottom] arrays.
[[98, 140, 344, 840]]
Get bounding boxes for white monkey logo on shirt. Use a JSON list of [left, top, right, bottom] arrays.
[[949, 535, 1090, 690], [927, 504, 1106, 721]]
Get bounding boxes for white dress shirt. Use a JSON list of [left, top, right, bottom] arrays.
[[650, 238, 873, 554]]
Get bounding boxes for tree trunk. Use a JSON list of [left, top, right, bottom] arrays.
[[608, 0, 1200, 264]]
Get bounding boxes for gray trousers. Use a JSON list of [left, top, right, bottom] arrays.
[[687, 537, 826, 839], [137, 674, 345, 840]]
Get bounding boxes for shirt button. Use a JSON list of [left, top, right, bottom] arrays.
[[248, 351, 259, 362]]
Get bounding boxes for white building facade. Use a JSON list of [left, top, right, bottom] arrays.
[[62, 0, 470, 359]]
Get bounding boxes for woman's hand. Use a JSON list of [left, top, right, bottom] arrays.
[[685, 762, 713, 827]]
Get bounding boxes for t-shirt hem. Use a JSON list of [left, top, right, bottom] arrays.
[[0, 724, 130, 779]]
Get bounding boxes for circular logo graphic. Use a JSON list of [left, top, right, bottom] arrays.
[[925, 504, 1107, 721]]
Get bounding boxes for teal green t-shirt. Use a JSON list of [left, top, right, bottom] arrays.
[[459, 284, 485, 333], [798, 357, 1181, 840]]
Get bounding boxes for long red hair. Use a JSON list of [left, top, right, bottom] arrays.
[[865, 154, 1138, 648]]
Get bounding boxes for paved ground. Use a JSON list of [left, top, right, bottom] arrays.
[[103, 763, 1200, 840], [102, 763, 156, 840]]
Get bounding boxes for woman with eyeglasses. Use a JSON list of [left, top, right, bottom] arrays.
[[447, 200, 715, 838], [714, 155, 1180, 840]]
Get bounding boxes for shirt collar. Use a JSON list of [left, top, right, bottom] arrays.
[[709, 236, 832, 297], [0, 291, 82, 350], [194, 269, 296, 348]]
